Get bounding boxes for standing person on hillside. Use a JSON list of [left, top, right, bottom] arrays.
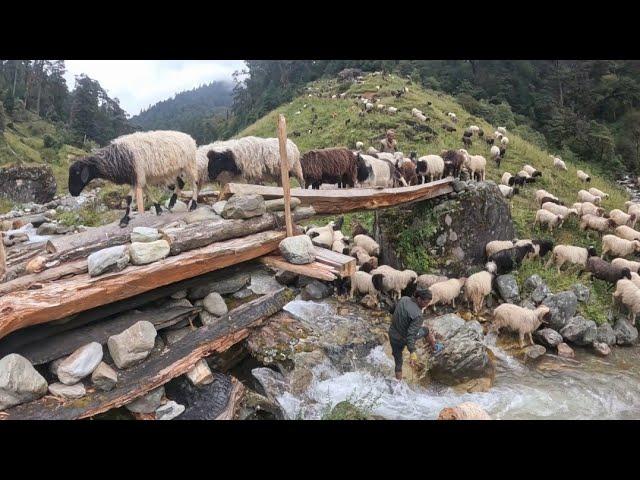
[[380, 129, 398, 152], [388, 289, 442, 381]]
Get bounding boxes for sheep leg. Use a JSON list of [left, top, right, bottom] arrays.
[[168, 176, 185, 211], [528, 332, 534, 346], [187, 180, 199, 211], [135, 185, 145, 215], [518, 333, 525, 348], [119, 192, 134, 228]]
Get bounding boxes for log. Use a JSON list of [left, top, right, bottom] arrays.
[[0, 230, 286, 339], [277, 114, 294, 237], [312, 247, 356, 277], [258, 255, 337, 281], [0, 233, 5, 281], [2, 288, 291, 420], [0, 259, 87, 296], [218, 177, 455, 214]]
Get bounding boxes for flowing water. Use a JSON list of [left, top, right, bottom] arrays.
[[280, 299, 640, 420]]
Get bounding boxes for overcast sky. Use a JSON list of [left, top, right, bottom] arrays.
[[63, 60, 246, 117]]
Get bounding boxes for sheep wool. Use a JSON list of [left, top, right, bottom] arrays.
[[553, 158, 568, 171], [613, 279, 640, 321], [542, 202, 577, 219], [615, 225, 640, 242], [609, 209, 637, 228], [501, 172, 515, 186], [589, 187, 609, 199], [485, 240, 516, 258], [416, 155, 445, 183], [427, 278, 466, 311], [350, 271, 379, 298], [498, 184, 518, 198], [534, 209, 563, 232], [490, 145, 501, 159], [491, 304, 550, 347], [576, 170, 591, 182], [578, 190, 601, 205], [353, 234, 380, 256], [601, 235, 640, 258], [300, 148, 357, 190], [371, 266, 418, 300], [612, 257, 640, 273], [416, 274, 448, 290], [464, 271, 494, 314], [546, 244, 596, 272]]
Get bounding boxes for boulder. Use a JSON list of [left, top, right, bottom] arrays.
[[0, 165, 57, 204], [249, 271, 282, 295], [156, 400, 185, 420], [560, 316, 597, 346], [523, 344, 546, 362], [48, 382, 86, 400], [202, 292, 228, 317], [57, 342, 103, 385], [184, 208, 220, 224], [542, 291, 578, 330], [279, 235, 315, 265], [595, 323, 617, 346], [129, 240, 170, 265], [614, 319, 638, 346], [360, 294, 378, 309], [265, 197, 302, 212], [275, 269, 298, 286], [107, 321, 157, 369], [212, 201, 227, 216], [592, 342, 611, 356], [125, 386, 165, 414], [534, 328, 563, 348], [496, 274, 520, 303], [87, 245, 130, 277], [90, 362, 118, 391], [0, 354, 48, 411], [164, 327, 192, 346], [36, 222, 59, 236], [523, 274, 544, 292], [425, 314, 465, 341], [301, 280, 333, 300], [188, 272, 250, 300], [557, 342, 575, 358], [165, 198, 188, 213], [186, 359, 214, 387], [572, 283, 591, 303], [221, 194, 266, 219], [531, 284, 551, 304], [130, 227, 161, 243]]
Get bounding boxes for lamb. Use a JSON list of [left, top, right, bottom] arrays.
[[397, 160, 418, 186], [601, 234, 640, 259], [464, 271, 494, 314], [306, 221, 339, 249], [462, 136, 473, 148], [523, 165, 542, 177], [486, 244, 535, 275], [438, 402, 492, 420], [462, 153, 486, 182], [498, 184, 519, 198], [371, 265, 418, 301], [202, 136, 305, 189], [534, 209, 564, 232], [535, 189, 559, 205], [612, 279, 640, 322], [553, 157, 568, 171], [491, 304, 550, 347], [579, 214, 617, 236], [578, 190, 601, 205], [416, 155, 445, 183], [387, 107, 398, 115], [348, 245, 378, 268], [352, 234, 380, 256], [542, 202, 578, 219], [331, 230, 350, 254], [497, 127, 507, 135], [416, 274, 448, 289], [608, 209, 637, 228], [514, 238, 555, 259], [545, 244, 597, 272], [573, 202, 605, 217], [349, 270, 379, 299], [355, 141, 364, 150], [500, 137, 509, 147], [612, 257, 640, 273], [68, 130, 200, 227], [615, 225, 640, 242], [501, 172, 515, 186], [356, 154, 396, 188], [576, 170, 591, 182], [426, 278, 466, 311], [300, 148, 357, 189], [583, 256, 631, 285], [441, 149, 465, 178], [485, 240, 516, 258], [589, 187, 609, 199]]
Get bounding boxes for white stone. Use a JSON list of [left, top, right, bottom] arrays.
[[57, 342, 103, 385], [125, 386, 165, 413], [156, 400, 185, 420], [202, 292, 228, 316], [48, 382, 86, 400], [0, 354, 48, 411], [91, 362, 118, 391], [107, 321, 157, 369], [87, 245, 130, 277], [130, 227, 161, 243], [129, 240, 170, 265]]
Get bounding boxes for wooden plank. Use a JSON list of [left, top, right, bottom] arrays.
[[0, 259, 88, 296], [258, 255, 337, 281], [1, 288, 291, 420], [0, 232, 5, 282], [217, 177, 454, 214], [0, 230, 286, 340], [277, 114, 294, 237], [312, 247, 356, 277]]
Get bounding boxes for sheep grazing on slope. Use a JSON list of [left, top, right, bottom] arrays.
[[356, 154, 398, 188], [69, 130, 200, 227], [601, 234, 640, 259], [438, 402, 491, 420], [486, 244, 535, 275], [583, 256, 631, 286], [627, 203, 640, 221], [589, 187, 609, 199], [612, 279, 640, 322], [447, 112, 458, 123], [501, 172, 516, 186], [612, 257, 640, 273], [490, 145, 501, 161], [517, 170, 535, 183], [300, 148, 357, 190], [553, 157, 568, 171], [485, 240, 516, 258], [462, 135, 473, 148], [534, 209, 564, 232], [579, 214, 617, 236], [352, 234, 380, 256], [615, 225, 640, 242], [416, 155, 445, 183], [371, 265, 418, 301], [497, 127, 507, 135], [523, 165, 542, 178], [514, 239, 555, 259], [608, 209, 637, 228], [576, 170, 591, 182], [203, 136, 305, 189], [498, 184, 519, 198], [464, 271, 494, 314], [545, 244, 597, 272], [491, 304, 550, 348], [461, 152, 486, 182], [387, 107, 398, 115], [349, 271, 379, 299], [426, 278, 466, 311], [494, 131, 504, 141], [542, 202, 578, 220], [535, 189, 560, 205], [485, 135, 495, 146], [500, 137, 509, 147], [416, 274, 449, 290], [441, 150, 465, 178], [578, 190, 601, 205], [573, 202, 605, 217]]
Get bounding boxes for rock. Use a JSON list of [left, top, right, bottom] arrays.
[[129, 240, 170, 265], [107, 321, 157, 369], [184, 208, 220, 224], [360, 294, 378, 309], [279, 235, 315, 265], [202, 292, 228, 317], [36, 222, 59, 236], [91, 362, 118, 391], [437, 402, 492, 420], [164, 372, 238, 420], [199, 310, 222, 327], [212, 201, 227, 216], [48, 382, 86, 400], [130, 227, 161, 243], [572, 283, 590, 303], [302, 280, 333, 300], [523, 344, 546, 361], [165, 198, 188, 213], [275, 269, 298, 286], [296, 275, 315, 288], [614, 318, 638, 346], [557, 342, 575, 358], [0, 354, 48, 411], [164, 298, 193, 309], [186, 359, 214, 387], [0, 165, 57, 204], [452, 180, 466, 193], [265, 197, 302, 212], [188, 272, 250, 300], [520, 299, 537, 310], [156, 400, 185, 420], [170, 290, 187, 300], [125, 386, 165, 413], [596, 323, 617, 346], [249, 271, 282, 295], [534, 328, 563, 348], [252, 367, 289, 403], [164, 327, 192, 345], [233, 287, 254, 299], [542, 291, 578, 330], [57, 342, 103, 385], [49, 358, 64, 377], [466, 320, 484, 336], [237, 389, 285, 420], [524, 274, 544, 292], [496, 275, 520, 303], [592, 342, 611, 356], [221, 194, 266, 219], [425, 314, 465, 341], [560, 316, 597, 346], [531, 284, 551, 304], [87, 245, 130, 277]]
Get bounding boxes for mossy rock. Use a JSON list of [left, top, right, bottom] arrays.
[[324, 401, 369, 420]]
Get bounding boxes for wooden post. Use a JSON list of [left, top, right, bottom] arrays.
[[0, 233, 6, 281], [277, 114, 294, 237], [136, 186, 145, 215]]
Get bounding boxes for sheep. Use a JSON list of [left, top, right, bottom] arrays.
[[628, 203, 640, 219], [486, 244, 535, 275], [615, 225, 640, 242], [447, 112, 457, 123], [306, 221, 339, 249], [387, 107, 398, 115], [438, 402, 492, 420], [69, 130, 200, 227], [371, 266, 418, 301], [612, 257, 640, 273], [462, 136, 473, 148], [411, 108, 422, 117], [366, 146, 379, 155], [462, 153, 486, 182], [416, 274, 448, 290], [534, 209, 564, 232], [441, 150, 465, 178], [583, 256, 631, 285], [202, 136, 305, 189], [517, 170, 533, 182], [300, 148, 357, 189], [579, 214, 617, 236], [535, 189, 558, 205], [578, 190, 601, 205], [541, 202, 578, 220], [348, 245, 378, 268], [349, 270, 379, 299], [500, 137, 509, 147], [469, 125, 480, 134], [501, 172, 515, 186], [397, 160, 418, 186], [498, 184, 519, 198], [608, 209, 637, 228], [545, 244, 597, 272], [376, 103, 386, 110], [601, 234, 640, 259], [416, 155, 444, 183], [497, 127, 507, 135], [352, 234, 380, 257], [553, 157, 568, 171], [589, 187, 609, 199], [356, 154, 396, 188], [426, 278, 466, 311], [573, 202, 605, 217], [485, 240, 516, 258], [464, 271, 494, 314], [485, 135, 495, 146], [463, 128, 473, 138], [523, 165, 542, 177], [514, 238, 555, 259], [375, 152, 398, 163], [612, 279, 640, 322], [355, 141, 364, 150], [494, 131, 504, 140], [576, 170, 592, 182], [491, 304, 550, 348], [332, 230, 350, 254]]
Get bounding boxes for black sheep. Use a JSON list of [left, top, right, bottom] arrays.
[[582, 257, 632, 287], [486, 244, 535, 275], [532, 239, 554, 258]]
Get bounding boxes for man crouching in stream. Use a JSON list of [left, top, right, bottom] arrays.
[[388, 289, 442, 381]]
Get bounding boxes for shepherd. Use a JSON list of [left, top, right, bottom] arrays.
[[380, 129, 398, 153]]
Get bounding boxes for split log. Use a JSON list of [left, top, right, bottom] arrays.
[[0, 233, 5, 281], [0, 230, 286, 339], [0, 259, 87, 296], [258, 255, 337, 281], [1, 287, 291, 420]]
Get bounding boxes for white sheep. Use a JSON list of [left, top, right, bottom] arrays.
[[612, 279, 640, 322], [589, 187, 609, 199], [553, 158, 568, 171], [355, 141, 364, 150], [417, 155, 445, 183], [464, 271, 494, 314], [427, 278, 466, 311], [576, 170, 591, 182], [573, 202, 604, 217], [609, 209, 637, 228], [580, 214, 616, 236], [461, 152, 486, 181], [545, 245, 597, 272], [631, 272, 640, 289], [370, 265, 418, 300], [352, 234, 380, 256], [612, 257, 640, 273], [491, 304, 550, 348], [490, 145, 501, 160], [523, 165, 540, 177], [387, 107, 398, 115], [349, 245, 378, 267], [628, 203, 640, 218], [306, 222, 335, 249], [501, 172, 514, 186], [350, 271, 379, 298], [498, 184, 518, 198], [615, 225, 640, 242], [485, 240, 516, 257], [494, 131, 504, 140], [534, 209, 564, 232], [497, 127, 507, 135], [357, 154, 395, 188], [602, 235, 640, 258], [500, 137, 509, 146], [411, 108, 423, 117], [331, 230, 350, 254], [542, 202, 578, 219], [365, 102, 374, 111], [416, 274, 448, 290], [469, 125, 480, 134], [578, 190, 601, 205], [376, 103, 386, 110]]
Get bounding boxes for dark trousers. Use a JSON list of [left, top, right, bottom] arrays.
[[389, 336, 406, 374]]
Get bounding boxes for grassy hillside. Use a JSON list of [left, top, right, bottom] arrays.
[[239, 73, 631, 323]]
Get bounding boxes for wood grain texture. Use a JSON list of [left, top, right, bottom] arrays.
[[258, 255, 337, 281]]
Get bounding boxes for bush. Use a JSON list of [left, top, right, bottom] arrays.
[[43, 134, 59, 149]]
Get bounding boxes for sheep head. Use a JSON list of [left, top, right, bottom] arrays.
[[622, 267, 632, 280], [634, 241, 640, 253], [207, 149, 239, 181], [587, 246, 598, 257], [68, 158, 98, 197], [536, 305, 551, 324]]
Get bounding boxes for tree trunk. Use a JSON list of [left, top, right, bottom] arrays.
[[12, 61, 18, 97]]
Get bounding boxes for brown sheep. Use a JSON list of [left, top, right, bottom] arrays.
[[300, 148, 357, 190]]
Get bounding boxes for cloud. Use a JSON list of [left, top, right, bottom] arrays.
[[63, 60, 245, 116]]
